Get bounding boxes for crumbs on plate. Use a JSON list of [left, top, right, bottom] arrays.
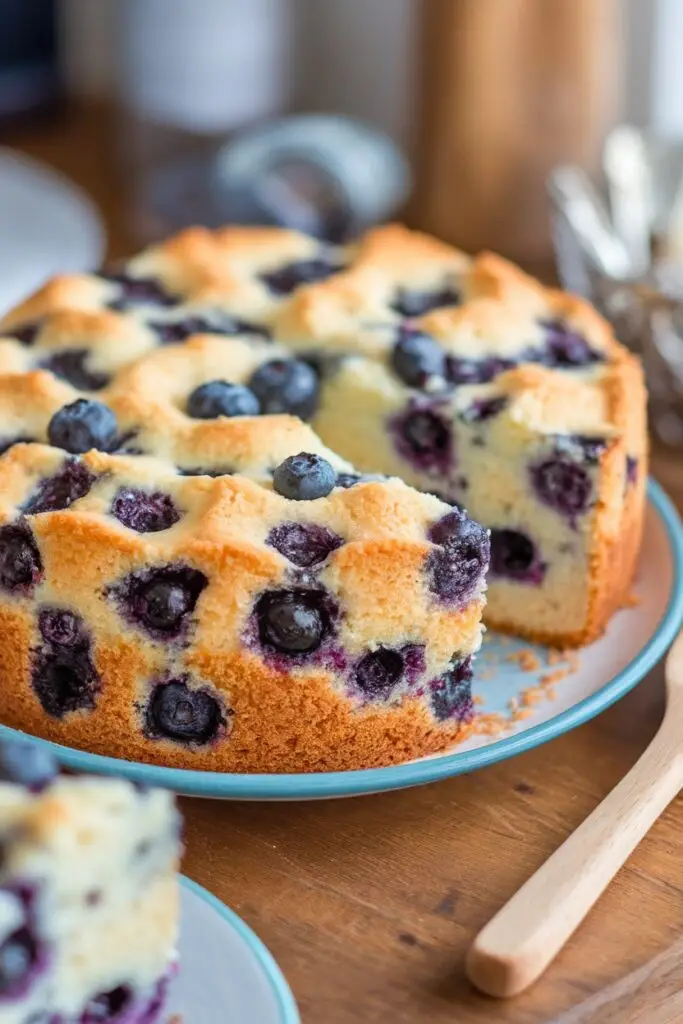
[[471, 641, 581, 739], [505, 649, 542, 673]]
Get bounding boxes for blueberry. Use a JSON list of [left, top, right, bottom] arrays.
[[7, 322, 40, 346], [428, 508, 470, 549], [39, 607, 85, 647], [256, 590, 328, 654], [627, 455, 638, 485], [47, 399, 118, 454], [267, 522, 343, 568], [147, 679, 223, 744], [38, 349, 110, 391], [150, 314, 269, 344], [0, 927, 39, 997], [142, 582, 189, 631], [32, 650, 99, 718], [23, 459, 95, 515], [354, 648, 404, 699], [446, 356, 514, 385], [248, 359, 319, 419], [111, 489, 181, 533], [273, 453, 336, 501], [392, 406, 453, 473], [430, 656, 474, 722], [391, 329, 446, 387], [101, 271, 178, 311], [260, 259, 343, 296], [187, 380, 260, 419], [490, 529, 546, 584], [391, 285, 461, 319], [404, 412, 449, 454], [113, 566, 207, 639], [530, 457, 591, 521], [0, 740, 57, 791], [0, 523, 42, 593], [83, 985, 132, 1021], [427, 510, 490, 606], [539, 319, 604, 368], [459, 396, 508, 423]]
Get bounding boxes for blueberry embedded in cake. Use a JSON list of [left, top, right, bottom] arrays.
[[304, 236, 646, 646], [0, 222, 647, 772], [0, 738, 180, 1022]]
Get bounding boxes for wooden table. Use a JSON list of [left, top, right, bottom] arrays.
[[5, 106, 683, 1024]]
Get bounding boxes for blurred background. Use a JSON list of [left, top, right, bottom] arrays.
[[0, 0, 659, 263], [5, 0, 683, 458]]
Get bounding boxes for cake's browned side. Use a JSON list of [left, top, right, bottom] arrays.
[[0, 649, 473, 773], [582, 350, 648, 645]]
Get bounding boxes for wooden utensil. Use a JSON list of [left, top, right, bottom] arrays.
[[413, 0, 620, 263], [467, 628, 683, 998]]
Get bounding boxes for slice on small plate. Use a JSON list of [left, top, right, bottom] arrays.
[[171, 876, 299, 1023]]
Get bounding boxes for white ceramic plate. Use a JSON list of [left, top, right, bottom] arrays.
[[0, 148, 105, 315], [169, 876, 299, 1023], [1, 481, 681, 800]]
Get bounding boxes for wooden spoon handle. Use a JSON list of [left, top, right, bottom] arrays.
[[466, 720, 683, 997]]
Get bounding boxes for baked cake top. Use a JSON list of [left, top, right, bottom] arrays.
[[0, 223, 640, 473]]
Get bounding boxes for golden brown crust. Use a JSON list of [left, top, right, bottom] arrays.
[[0, 222, 649, 770], [0, 650, 475, 773]]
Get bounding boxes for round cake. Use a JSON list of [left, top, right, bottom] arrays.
[[0, 224, 646, 772]]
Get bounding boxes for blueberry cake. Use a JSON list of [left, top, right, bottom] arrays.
[[0, 223, 645, 772], [0, 739, 180, 1022]]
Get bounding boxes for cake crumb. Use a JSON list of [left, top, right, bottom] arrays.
[[546, 646, 580, 670], [506, 649, 541, 673], [566, 650, 580, 672], [540, 669, 570, 687], [474, 712, 511, 737], [519, 686, 544, 707], [620, 590, 640, 610]]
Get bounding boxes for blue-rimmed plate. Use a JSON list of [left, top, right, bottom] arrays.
[[169, 876, 299, 1023], [1, 481, 681, 800]]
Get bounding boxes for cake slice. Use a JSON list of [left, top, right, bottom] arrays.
[[273, 229, 647, 645], [0, 740, 180, 1022]]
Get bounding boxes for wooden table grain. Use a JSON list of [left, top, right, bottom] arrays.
[[6, 105, 683, 1024]]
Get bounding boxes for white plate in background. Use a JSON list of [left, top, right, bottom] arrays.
[[0, 148, 105, 315]]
